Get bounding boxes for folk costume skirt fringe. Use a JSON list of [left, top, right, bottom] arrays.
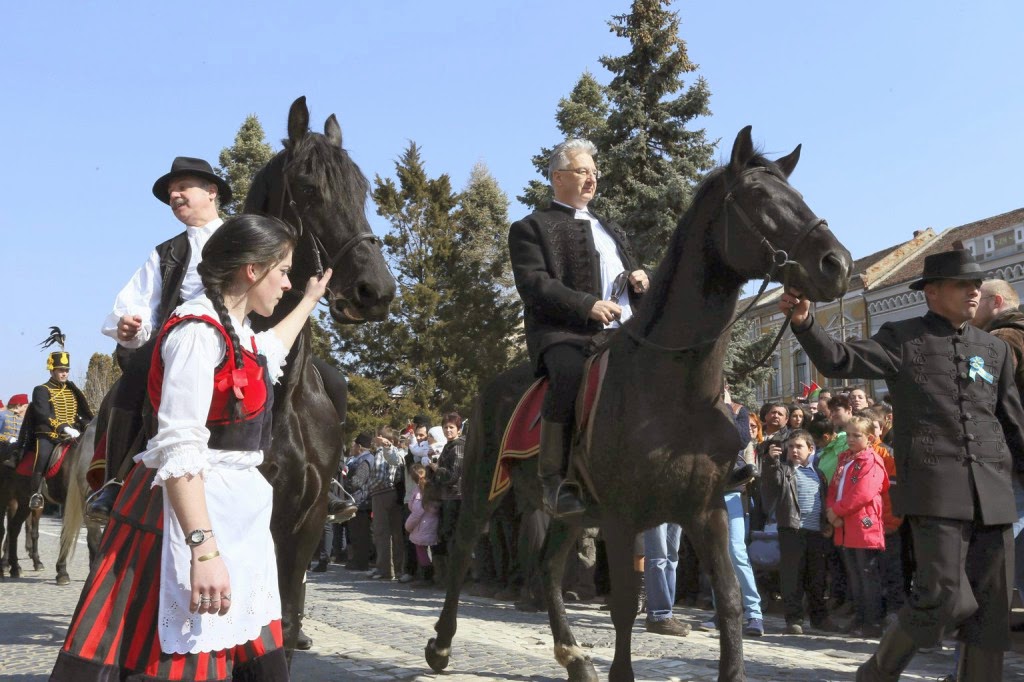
[[50, 463, 288, 681]]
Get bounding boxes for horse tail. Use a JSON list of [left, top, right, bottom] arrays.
[[59, 421, 95, 566]]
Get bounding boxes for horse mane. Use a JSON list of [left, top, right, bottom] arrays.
[[283, 132, 370, 212], [621, 150, 783, 336]]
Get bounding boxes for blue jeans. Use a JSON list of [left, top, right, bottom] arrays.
[[724, 492, 763, 620], [643, 523, 681, 622]]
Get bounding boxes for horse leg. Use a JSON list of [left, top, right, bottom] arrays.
[[29, 509, 43, 570], [603, 518, 640, 682], [693, 503, 745, 682], [539, 517, 596, 682], [426, 486, 502, 673], [7, 500, 29, 579]]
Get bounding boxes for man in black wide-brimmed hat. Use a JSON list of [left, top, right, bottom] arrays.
[[89, 157, 230, 520], [779, 248, 1024, 680]]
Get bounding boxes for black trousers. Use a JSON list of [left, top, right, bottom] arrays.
[[900, 515, 1014, 650], [842, 546, 883, 628], [779, 527, 830, 625], [540, 343, 587, 424]]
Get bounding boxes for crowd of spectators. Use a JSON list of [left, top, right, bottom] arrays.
[[305, 387, 1021, 652]]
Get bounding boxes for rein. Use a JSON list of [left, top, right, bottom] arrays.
[[277, 156, 381, 308], [622, 166, 828, 372]]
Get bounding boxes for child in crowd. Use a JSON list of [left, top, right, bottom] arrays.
[[760, 429, 836, 634], [826, 416, 888, 637], [405, 463, 440, 587], [859, 405, 904, 620]]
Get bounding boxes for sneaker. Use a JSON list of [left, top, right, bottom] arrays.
[[744, 618, 764, 637], [695, 618, 718, 632], [784, 622, 803, 635], [645, 617, 691, 637], [372, 573, 395, 580], [398, 573, 414, 583]]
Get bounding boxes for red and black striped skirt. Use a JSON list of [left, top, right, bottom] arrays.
[[50, 463, 287, 681]]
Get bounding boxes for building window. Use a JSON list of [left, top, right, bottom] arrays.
[[770, 352, 782, 395], [1017, 227, 1024, 243], [967, 243, 976, 255], [793, 349, 809, 393], [985, 236, 995, 252]]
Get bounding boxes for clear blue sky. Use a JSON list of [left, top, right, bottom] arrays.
[[2, 1, 1022, 399]]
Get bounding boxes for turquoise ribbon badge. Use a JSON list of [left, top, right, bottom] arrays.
[[968, 356, 994, 384]]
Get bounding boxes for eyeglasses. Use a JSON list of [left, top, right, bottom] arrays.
[[556, 167, 601, 180]]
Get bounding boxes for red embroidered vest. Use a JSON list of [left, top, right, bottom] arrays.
[[148, 314, 274, 452]]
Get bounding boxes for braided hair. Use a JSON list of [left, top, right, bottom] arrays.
[[197, 214, 297, 418]]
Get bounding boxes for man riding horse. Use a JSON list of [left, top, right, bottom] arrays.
[[87, 157, 355, 523], [14, 329, 92, 509], [508, 139, 649, 519]]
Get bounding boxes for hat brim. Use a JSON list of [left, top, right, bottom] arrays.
[[152, 170, 233, 206], [908, 272, 984, 291]]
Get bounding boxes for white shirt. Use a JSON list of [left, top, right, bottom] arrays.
[[553, 201, 632, 327], [134, 295, 287, 655], [100, 218, 224, 348]]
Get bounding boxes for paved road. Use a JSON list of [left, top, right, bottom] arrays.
[[3, 516, 1023, 681]]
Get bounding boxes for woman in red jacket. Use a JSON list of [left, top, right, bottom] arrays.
[[826, 416, 888, 637]]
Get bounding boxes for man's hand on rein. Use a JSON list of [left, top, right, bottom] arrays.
[[779, 289, 812, 327]]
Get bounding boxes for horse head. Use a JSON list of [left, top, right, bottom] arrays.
[[712, 126, 851, 302], [245, 96, 396, 323]]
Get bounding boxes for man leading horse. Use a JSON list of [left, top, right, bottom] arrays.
[[508, 139, 649, 519]]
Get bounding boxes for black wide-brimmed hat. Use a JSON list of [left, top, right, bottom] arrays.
[[908, 249, 984, 291], [152, 156, 232, 206]]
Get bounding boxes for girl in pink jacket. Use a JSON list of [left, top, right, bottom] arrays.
[[826, 416, 889, 637], [405, 463, 440, 587]]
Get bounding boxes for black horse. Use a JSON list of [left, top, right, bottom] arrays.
[[424, 127, 852, 682], [244, 96, 396, 653]]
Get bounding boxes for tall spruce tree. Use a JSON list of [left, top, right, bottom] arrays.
[[330, 146, 523, 430], [216, 115, 275, 215], [723, 319, 776, 408], [82, 352, 121, 412]]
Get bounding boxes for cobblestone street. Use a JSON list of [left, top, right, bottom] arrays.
[[2, 516, 1022, 681]]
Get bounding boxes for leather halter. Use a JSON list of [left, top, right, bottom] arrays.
[[278, 157, 381, 309], [622, 166, 828, 369]]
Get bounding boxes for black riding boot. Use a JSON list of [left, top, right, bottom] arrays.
[[956, 643, 1004, 681], [28, 472, 44, 510], [856, 625, 917, 681], [86, 407, 137, 522], [538, 419, 584, 520]]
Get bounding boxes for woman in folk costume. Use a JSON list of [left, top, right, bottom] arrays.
[[51, 214, 330, 681], [17, 329, 92, 509]]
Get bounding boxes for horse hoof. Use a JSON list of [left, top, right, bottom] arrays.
[[567, 657, 600, 682], [34, 561, 44, 571], [424, 637, 450, 672], [8, 566, 21, 579], [56, 572, 70, 586]]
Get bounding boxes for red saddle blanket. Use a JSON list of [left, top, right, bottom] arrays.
[[488, 351, 608, 501], [87, 432, 108, 492], [15, 441, 73, 480]]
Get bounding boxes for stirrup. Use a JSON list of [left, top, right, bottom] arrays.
[[547, 479, 585, 520], [28, 493, 44, 510], [85, 479, 123, 523]]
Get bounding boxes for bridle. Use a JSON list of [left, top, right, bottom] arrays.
[[277, 156, 381, 309], [622, 166, 828, 371]]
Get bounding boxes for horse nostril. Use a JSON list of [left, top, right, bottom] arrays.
[[821, 252, 848, 280], [355, 282, 377, 306]]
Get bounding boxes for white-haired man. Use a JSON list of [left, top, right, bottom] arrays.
[[508, 139, 649, 519]]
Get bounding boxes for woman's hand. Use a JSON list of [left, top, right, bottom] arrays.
[[303, 268, 332, 304], [629, 269, 649, 294], [190, 543, 232, 616]]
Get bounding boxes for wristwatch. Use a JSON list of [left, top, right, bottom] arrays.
[[185, 529, 214, 547]]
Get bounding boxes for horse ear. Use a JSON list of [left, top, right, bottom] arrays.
[[730, 125, 755, 173], [325, 114, 342, 147], [288, 96, 310, 146], [774, 144, 801, 178]]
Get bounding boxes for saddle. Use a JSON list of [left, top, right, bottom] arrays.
[[15, 441, 73, 480], [488, 350, 609, 501]]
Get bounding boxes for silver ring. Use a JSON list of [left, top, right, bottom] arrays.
[[200, 597, 212, 604], [223, 594, 232, 600]]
